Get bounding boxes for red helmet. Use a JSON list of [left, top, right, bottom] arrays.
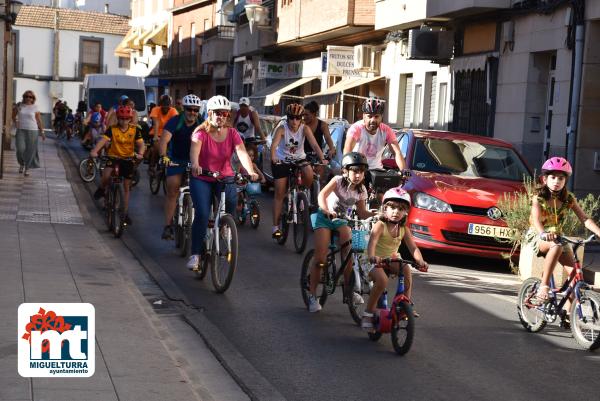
[[541, 157, 572, 176], [362, 97, 385, 115], [116, 105, 133, 119]]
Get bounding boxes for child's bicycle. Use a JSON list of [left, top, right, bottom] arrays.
[[79, 155, 106, 183], [366, 257, 427, 356], [235, 176, 261, 229], [517, 234, 600, 350], [300, 215, 377, 324]]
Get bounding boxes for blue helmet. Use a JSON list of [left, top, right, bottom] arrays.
[[119, 95, 129, 103], [91, 112, 102, 125]]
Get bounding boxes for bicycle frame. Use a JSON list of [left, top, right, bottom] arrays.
[[176, 167, 192, 227]]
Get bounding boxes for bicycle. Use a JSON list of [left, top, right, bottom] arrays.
[[194, 170, 249, 293], [149, 162, 167, 195], [103, 157, 136, 238], [365, 257, 425, 355], [366, 168, 411, 209], [79, 155, 107, 183], [300, 215, 377, 324], [306, 154, 330, 212], [275, 158, 311, 253], [169, 162, 194, 258], [517, 234, 600, 350], [235, 176, 261, 229]]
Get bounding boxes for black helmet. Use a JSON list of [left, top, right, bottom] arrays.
[[342, 152, 368, 169]]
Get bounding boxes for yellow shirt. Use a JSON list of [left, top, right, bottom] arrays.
[[103, 124, 143, 158], [375, 222, 405, 257]]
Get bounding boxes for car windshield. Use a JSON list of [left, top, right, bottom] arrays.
[[412, 137, 531, 181], [88, 89, 146, 112]]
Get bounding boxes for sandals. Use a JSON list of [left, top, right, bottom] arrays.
[[530, 284, 550, 306], [361, 311, 375, 331]]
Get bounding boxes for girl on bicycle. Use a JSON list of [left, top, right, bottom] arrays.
[[187, 95, 258, 270], [526, 157, 600, 305], [270, 103, 327, 239], [363, 187, 428, 329], [307, 152, 372, 312]]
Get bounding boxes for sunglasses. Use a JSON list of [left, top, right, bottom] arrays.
[[213, 110, 230, 117], [23, 95, 34, 99], [185, 107, 200, 113], [287, 114, 302, 120]]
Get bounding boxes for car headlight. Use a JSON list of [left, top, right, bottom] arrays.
[[414, 192, 453, 213]]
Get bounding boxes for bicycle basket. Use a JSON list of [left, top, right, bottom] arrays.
[[246, 182, 261, 195], [369, 169, 402, 191], [351, 229, 369, 251]]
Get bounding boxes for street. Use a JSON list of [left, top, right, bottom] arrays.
[[64, 139, 600, 401]]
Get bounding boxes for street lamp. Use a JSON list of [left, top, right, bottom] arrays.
[[1, 1, 23, 25]]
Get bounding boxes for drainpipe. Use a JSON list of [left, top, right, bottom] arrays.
[[566, 21, 584, 191], [53, 8, 59, 81]]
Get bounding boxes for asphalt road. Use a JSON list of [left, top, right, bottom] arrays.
[[67, 140, 600, 401]]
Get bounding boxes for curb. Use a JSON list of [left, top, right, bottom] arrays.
[[58, 140, 286, 401]]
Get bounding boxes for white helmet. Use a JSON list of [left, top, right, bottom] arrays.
[[382, 187, 411, 206], [206, 95, 231, 111], [182, 94, 201, 107]]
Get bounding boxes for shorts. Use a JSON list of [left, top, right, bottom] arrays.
[[271, 159, 307, 180], [523, 228, 573, 256], [166, 159, 189, 177], [105, 157, 135, 179], [310, 209, 348, 231]]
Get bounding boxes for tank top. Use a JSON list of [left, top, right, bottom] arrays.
[[529, 192, 575, 234], [304, 118, 324, 153], [235, 111, 255, 139], [374, 222, 405, 257], [275, 122, 306, 161]]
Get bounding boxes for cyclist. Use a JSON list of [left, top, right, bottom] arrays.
[[270, 103, 327, 239], [158, 94, 204, 240], [174, 97, 184, 114], [149, 95, 179, 172], [84, 101, 107, 127], [53, 99, 67, 136], [65, 108, 75, 140], [187, 95, 258, 270], [90, 105, 145, 226], [526, 157, 600, 305], [363, 187, 428, 329], [306, 152, 372, 313], [234, 97, 265, 142], [81, 112, 104, 149], [302, 100, 336, 185], [343, 97, 406, 172]]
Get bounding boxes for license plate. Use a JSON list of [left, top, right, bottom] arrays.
[[468, 223, 515, 239]]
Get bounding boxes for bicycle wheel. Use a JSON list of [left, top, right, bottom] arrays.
[[277, 196, 289, 245], [196, 252, 209, 280], [179, 194, 193, 257], [517, 277, 547, 333], [293, 192, 310, 253], [162, 171, 167, 194], [347, 265, 369, 326], [174, 203, 182, 249], [249, 200, 260, 229], [131, 168, 140, 188], [391, 301, 415, 355], [104, 189, 113, 231], [78, 158, 96, 182], [570, 289, 600, 350], [210, 214, 238, 293], [300, 249, 329, 309], [236, 195, 247, 226], [112, 185, 125, 238], [149, 170, 160, 194]]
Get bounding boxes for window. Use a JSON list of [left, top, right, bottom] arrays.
[[437, 83, 448, 128], [119, 57, 130, 69], [413, 84, 423, 128], [402, 75, 413, 128], [204, 19, 210, 32], [80, 38, 102, 78], [428, 73, 437, 129], [190, 23, 196, 55]]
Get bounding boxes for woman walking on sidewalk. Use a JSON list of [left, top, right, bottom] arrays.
[[12, 90, 45, 176]]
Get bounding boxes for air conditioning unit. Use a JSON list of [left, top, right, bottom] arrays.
[[353, 45, 381, 73], [407, 29, 453, 60]]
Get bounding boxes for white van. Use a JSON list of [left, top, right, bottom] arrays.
[[82, 74, 146, 117]]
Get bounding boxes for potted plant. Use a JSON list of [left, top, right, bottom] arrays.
[[497, 174, 600, 280]]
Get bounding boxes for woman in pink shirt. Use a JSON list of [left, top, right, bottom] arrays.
[[187, 95, 258, 270]]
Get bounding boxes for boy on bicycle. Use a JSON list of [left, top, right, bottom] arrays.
[[364, 187, 428, 330]]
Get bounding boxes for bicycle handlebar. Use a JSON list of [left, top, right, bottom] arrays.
[[374, 257, 428, 272], [556, 234, 597, 246]]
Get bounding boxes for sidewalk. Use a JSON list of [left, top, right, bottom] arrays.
[[0, 138, 250, 401]]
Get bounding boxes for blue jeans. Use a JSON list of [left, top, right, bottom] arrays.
[[189, 177, 237, 255]]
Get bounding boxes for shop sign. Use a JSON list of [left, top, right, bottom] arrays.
[[257, 61, 302, 79], [243, 61, 255, 84], [326, 46, 360, 78]]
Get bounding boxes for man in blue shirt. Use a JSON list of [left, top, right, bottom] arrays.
[[159, 94, 204, 240]]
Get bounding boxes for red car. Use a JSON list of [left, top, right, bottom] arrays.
[[382, 129, 532, 259]]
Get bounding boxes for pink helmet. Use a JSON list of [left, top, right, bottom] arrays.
[[382, 187, 411, 206], [541, 157, 572, 176]]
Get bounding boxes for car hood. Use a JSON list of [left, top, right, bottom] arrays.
[[407, 173, 524, 206]]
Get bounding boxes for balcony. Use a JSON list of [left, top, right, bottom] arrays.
[[201, 26, 235, 64], [233, 23, 276, 57], [158, 52, 211, 78], [375, 0, 512, 31]]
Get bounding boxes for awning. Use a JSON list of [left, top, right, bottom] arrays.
[[304, 76, 384, 105], [114, 27, 137, 57], [132, 28, 151, 50], [450, 52, 498, 72], [250, 76, 319, 106], [142, 23, 168, 47]]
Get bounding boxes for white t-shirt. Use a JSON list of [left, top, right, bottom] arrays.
[[234, 111, 255, 139], [17, 103, 39, 130], [326, 175, 367, 216], [348, 121, 396, 169], [275, 122, 306, 161]]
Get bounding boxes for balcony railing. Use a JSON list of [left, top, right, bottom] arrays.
[[158, 52, 210, 77], [202, 25, 235, 41]]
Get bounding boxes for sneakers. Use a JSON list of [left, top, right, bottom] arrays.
[[23, 169, 30, 177], [161, 225, 174, 240], [93, 187, 105, 200], [272, 228, 282, 239], [187, 254, 200, 270], [18, 166, 23, 174], [307, 294, 322, 313], [352, 292, 365, 305], [361, 311, 375, 331], [123, 215, 132, 226]]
